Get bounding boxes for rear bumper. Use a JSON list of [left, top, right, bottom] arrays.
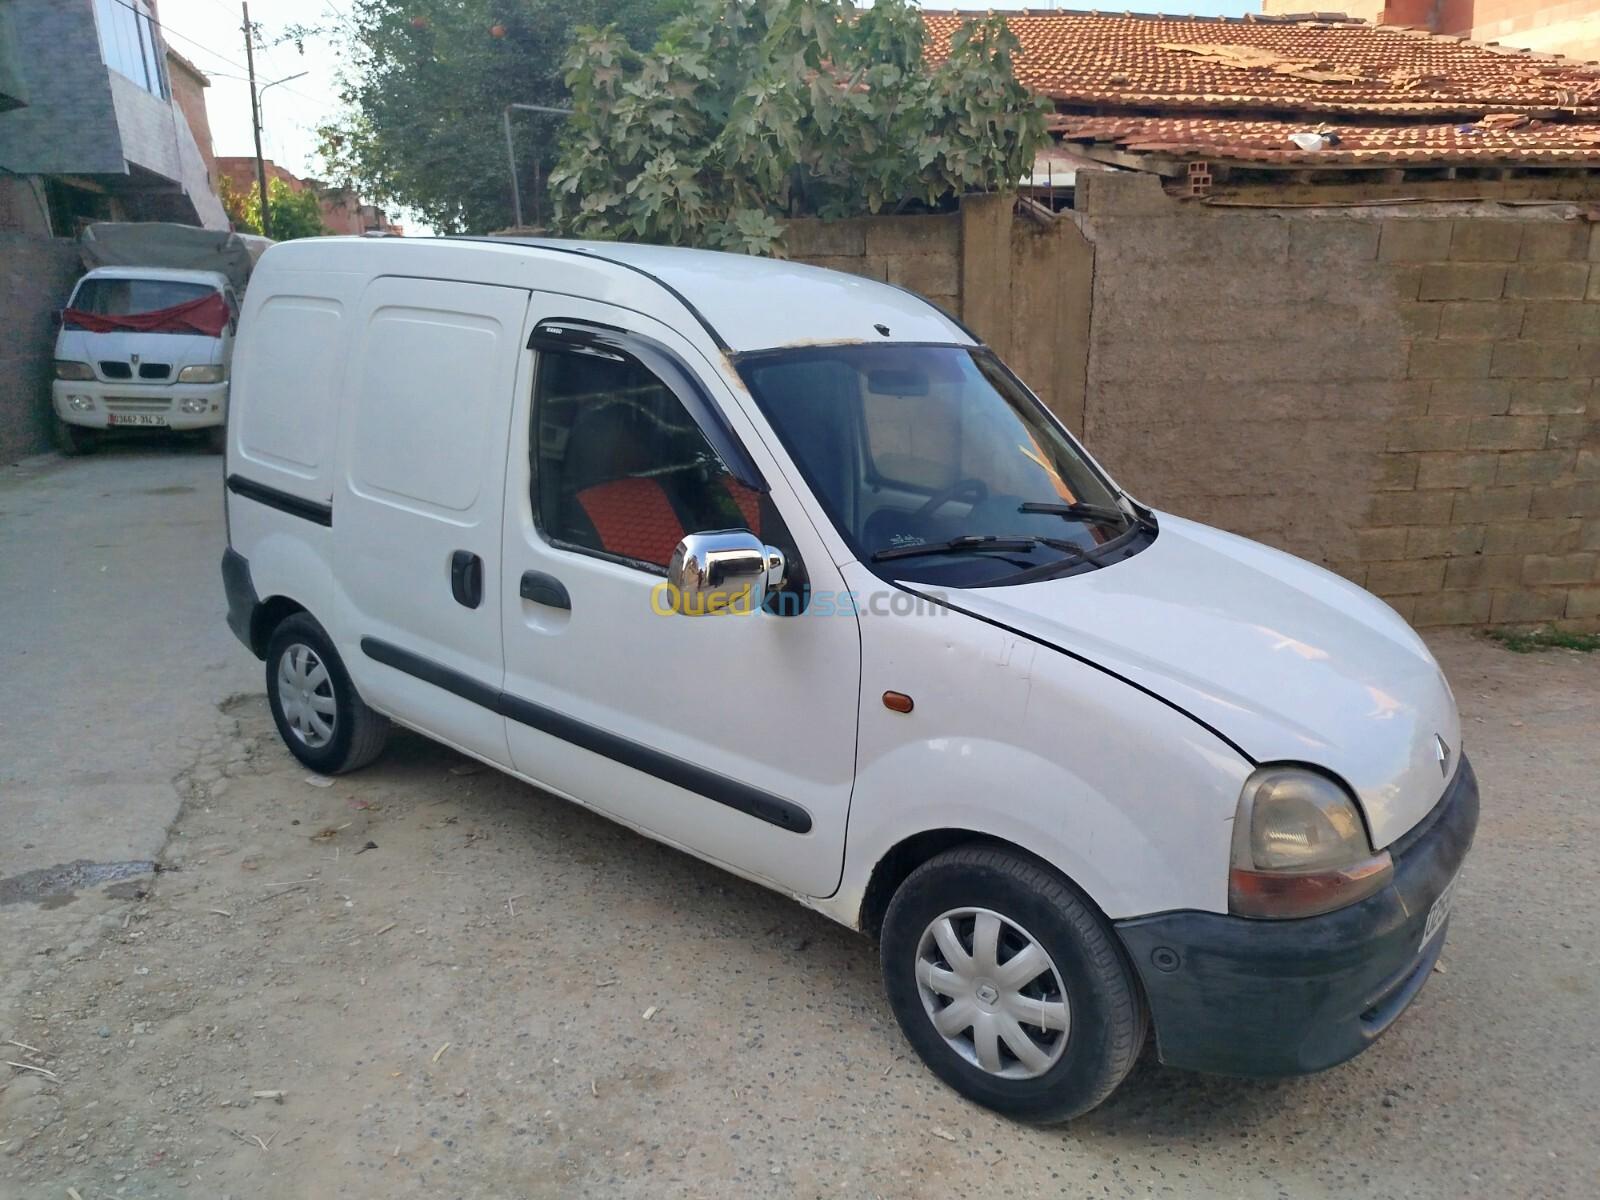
[[53, 379, 227, 430], [221, 547, 260, 656], [1115, 756, 1479, 1077]]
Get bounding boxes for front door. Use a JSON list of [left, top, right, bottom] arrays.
[[499, 297, 860, 897]]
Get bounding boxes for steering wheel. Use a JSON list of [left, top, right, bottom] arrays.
[[912, 477, 989, 522]]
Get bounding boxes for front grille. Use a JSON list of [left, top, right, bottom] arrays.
[[137, 362, 171, 380], [105, 397, 172, 412], [100, 361, 132, 379]]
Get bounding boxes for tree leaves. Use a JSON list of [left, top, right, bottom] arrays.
[[552, 0, 1048, 255], [317, 0, 676, 234]]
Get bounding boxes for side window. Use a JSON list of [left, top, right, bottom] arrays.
[[532, 349, 761, 571]]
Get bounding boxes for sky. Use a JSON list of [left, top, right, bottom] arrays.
[[157, 0, 1262, 231]]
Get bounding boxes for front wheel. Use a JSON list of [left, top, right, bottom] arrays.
[[880, 845, 1146, 1123], [264, 613, 390, 774], [53, 416, 96, 456], [202, 425, 226, 454]]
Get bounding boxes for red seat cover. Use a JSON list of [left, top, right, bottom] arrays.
[[575, 477, 685, 566]]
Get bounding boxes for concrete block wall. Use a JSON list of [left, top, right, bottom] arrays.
[[1073, 172, 1599, 630], [782, 211, 962, 318], [783, 177, 1600, 629], [0, 233, 83, 462], [1375, 214, 1600, 628], [783, 197, 1093, 433]]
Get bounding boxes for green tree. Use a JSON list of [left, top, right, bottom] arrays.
[[549, 0, 1048, 254], [265, 179, 330, 241], [216, 175, 329, 240], [317, 0, 677, 234], [218, 174, 257, 234]]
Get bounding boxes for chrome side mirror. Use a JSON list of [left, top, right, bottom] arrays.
[[663, 530, 786, 617]]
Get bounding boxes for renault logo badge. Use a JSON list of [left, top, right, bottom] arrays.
[[1434, 734, 1451, 777]]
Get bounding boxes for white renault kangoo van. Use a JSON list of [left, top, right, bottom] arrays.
[[221, 237, 1477, 1121]]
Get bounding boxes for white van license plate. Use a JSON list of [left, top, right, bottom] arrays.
[[1421, 876, 1457, 951], [108, 414, 167, 426]]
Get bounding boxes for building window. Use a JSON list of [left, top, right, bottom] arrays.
[[94, 0, 168, 98]]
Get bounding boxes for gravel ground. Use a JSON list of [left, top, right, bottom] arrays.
[[2, 455, 1597, 1199]]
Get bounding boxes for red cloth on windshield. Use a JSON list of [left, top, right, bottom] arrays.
[[62, 291, 229, 338]]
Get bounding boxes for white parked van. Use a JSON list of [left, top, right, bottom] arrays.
[[221, 236, 1477, 1121], [53, 266, 237, 454]]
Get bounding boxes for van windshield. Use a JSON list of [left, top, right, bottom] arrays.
[[70, 278, 216, 316], [737, 344, 1152, 588]]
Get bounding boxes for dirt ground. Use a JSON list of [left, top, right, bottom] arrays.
[[2, 456, 1599, 1200]]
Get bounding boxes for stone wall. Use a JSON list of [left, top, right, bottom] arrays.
[[782, 180, 1600, 629], [0, 233, 82, 462]]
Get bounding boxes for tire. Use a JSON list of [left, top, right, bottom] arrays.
[[203, 425, 226, 455], [264, 613, 390, 774], [53, 416, 96, 456], [880, 845, 1146, 1123]]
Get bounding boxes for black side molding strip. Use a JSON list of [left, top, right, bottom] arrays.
[[226, 474, 333, 527], [359, 637, 813, 834], [897, 586, 1258, 766]]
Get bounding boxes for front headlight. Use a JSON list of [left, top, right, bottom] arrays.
[[177, 364, 226, 383], [55, 360, 94, 380], [1229, 767, 1393, 919]]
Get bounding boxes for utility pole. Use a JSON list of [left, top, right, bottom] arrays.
[[241, 1, 271, 238]]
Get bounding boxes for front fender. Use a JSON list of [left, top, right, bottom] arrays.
[[822, 565, 1252, 926]]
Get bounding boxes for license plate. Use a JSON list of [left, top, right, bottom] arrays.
[[107, 413, 167, 426], [1421, 875, 1458, 951]]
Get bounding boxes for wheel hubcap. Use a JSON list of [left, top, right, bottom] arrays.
[[276, 643, 336, 749], [914, 907, 1071, 1080]]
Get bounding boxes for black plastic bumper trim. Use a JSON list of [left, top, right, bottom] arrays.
[[359, 637, 812, 834], [226, 474, 332, 527], [1115, 756, 1479, 1077], [220, 547, 260, 656]]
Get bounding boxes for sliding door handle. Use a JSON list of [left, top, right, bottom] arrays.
[[450, 550, 483, 609]]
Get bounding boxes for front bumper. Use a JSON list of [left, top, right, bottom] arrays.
[[1116, 756, 1479, 1077], [53, 379, 228, 431]]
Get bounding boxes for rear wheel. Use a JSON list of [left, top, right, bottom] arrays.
[[53, 416, 96, 456], [880, 845, 1146, 1123], [264, 614, 389, 774]]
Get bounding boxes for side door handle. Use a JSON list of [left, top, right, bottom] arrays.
[[450, 550, 483, 609], [520, 569, 570, 610]]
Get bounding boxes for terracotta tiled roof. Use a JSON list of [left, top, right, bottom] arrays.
[[1048, 114, 1600, 166], [923, 11, 1600, 115], [923, 11, 1600, 168]]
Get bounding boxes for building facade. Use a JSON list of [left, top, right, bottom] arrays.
[[0, 0, 225, 234], [215, 155, 404, 236], [1262, 1, 1600, 64]]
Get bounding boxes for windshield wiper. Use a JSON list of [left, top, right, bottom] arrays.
[[871, 534, 1092, 565], [1018, 501, 1127, 526], [1020, 499, 1158, 534]]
